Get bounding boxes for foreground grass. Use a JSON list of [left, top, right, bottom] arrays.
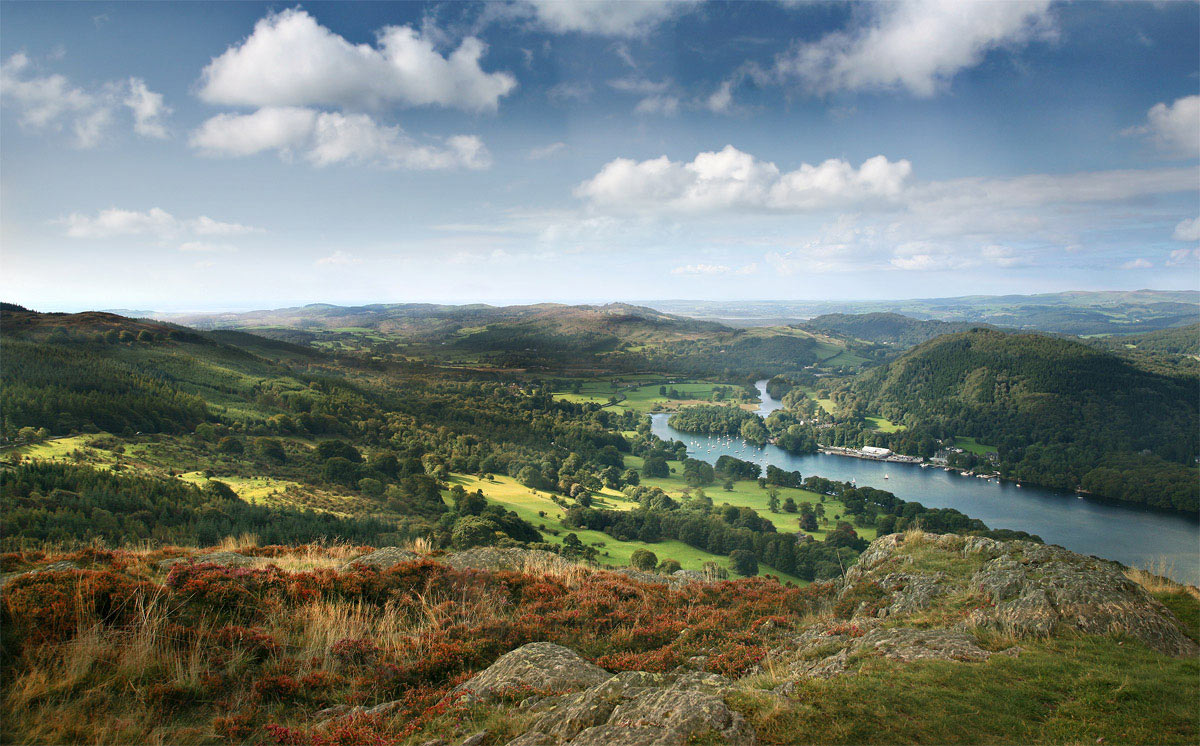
[[736, 637, 1199, 745]]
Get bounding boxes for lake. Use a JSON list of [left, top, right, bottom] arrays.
[[650, 380, 1200, 585]]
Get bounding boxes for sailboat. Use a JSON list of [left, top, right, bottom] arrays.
[[883, 473, 889, 479]]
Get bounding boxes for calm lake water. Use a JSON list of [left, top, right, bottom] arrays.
[[650, 380, 1200, 585]]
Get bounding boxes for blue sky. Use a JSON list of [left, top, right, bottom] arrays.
[[1, 0, 1197, 311]]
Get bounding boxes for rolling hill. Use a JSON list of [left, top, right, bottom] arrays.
[[802, 312, 991, 347]]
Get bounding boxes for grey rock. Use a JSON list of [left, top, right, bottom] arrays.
[[419, 740, 449, 746], [461, 733, 488, 746], [344, 546, 420, 570], [455, 643, 610, 702], [671, 569, 706, 583]]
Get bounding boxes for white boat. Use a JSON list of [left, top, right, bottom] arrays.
[[883, 473, 889, 479]]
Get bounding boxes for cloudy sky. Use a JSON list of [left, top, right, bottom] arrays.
[[1, 0, 1197, 311]]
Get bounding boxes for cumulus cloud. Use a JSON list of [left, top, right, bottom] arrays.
[[1124, 96, 1200, 158], [1167, 247, 1199, 266], [1121, 258, 1153, 269], [123, 78, 171, 138], [1173, 216, 1200, 242], [198, 9, 515, 112], [576, 145, 912, 213], [190, 107, 490, 170], [524, 0, 694, 37], [777, 0, 1055, 96], [62, 208, 262, 240], [0, 53, 170, 146]]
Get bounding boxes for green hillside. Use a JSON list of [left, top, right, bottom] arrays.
[[847, 329, 1199, 511]]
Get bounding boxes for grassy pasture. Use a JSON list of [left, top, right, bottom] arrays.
[[954, 436, 998, 455], [865, 415, 905, 433], [446, 473, 806, 584], [552, 378, 756, 413]]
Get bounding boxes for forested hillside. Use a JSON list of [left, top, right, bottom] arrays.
[[845, 329, 1199, 510]]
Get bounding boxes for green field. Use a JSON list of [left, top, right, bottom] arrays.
[[865, 415, 906, 433], [626, 455, 877, 544], [553, 379, 755, 413], [447, 472, 806, 584], [953, 436, 998, 455], [799, 386, 837, 414]]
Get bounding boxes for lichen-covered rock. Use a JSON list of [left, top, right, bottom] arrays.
[[852, 627, 1014, 663], [0, 560, 79, 588], [344, 546, 420, 570], [510, 668, 747, 745], [443, 547, 574, 574], [671, 569, 706, 583], [454, 643, 610, 702], [842, 532, 1198, 658], [567, 688, 753, 746]]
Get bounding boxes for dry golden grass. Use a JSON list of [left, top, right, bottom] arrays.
[[1126, 561, 1200, 600]]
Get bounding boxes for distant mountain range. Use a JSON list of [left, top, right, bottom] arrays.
[[644, 290, 1200, 336]]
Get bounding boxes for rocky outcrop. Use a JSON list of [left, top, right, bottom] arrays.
[[509, 667, 750, 746], [454, 642, 610, 702], [343, 546, 420, 570], [841, 532, 1198, 658]]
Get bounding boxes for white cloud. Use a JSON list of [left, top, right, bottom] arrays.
[[198, 9, 515, 112], [525, 0, 694, 37], [0, 53, 170, 146], [576, 145, 912, 213], [190, 107, 490, 170], [1173, 216, 1200, 242], [705, 79, 735, 113], [315, 250, 361, 266], [123, 77, 170, 139], [634, 95, 681, 115], [1124, 96, 1200, 158], [547, 81, 593, 102], [1167, 248, 1199, 266], [62, 208, 263, 240], [1121, 258, 1153, 269], [529, 141, 566, 159], [777, 0, 1055, 97]]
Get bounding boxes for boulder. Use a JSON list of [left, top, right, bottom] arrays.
[[344, 547, 420, 570], [454, 643, 610, 702], [851, 627, 1014, 663]]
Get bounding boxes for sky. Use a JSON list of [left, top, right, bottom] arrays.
[[1, 0, 1198, 312]]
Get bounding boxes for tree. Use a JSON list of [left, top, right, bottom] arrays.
[[768, 492, 780, 513], [642, 457, 669, 478], [451, 516, 501, 549], [318, 440, 362, 463], [783, 497, 797, 513], [217, 436, 244, 454], [255, 438, 286, 464], [657, 558, 682, 574], [730, 550, 758, 576], [630, 548, 658, 571]]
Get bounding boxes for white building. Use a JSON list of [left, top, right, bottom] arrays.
[[862, 446, 892, 457]]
